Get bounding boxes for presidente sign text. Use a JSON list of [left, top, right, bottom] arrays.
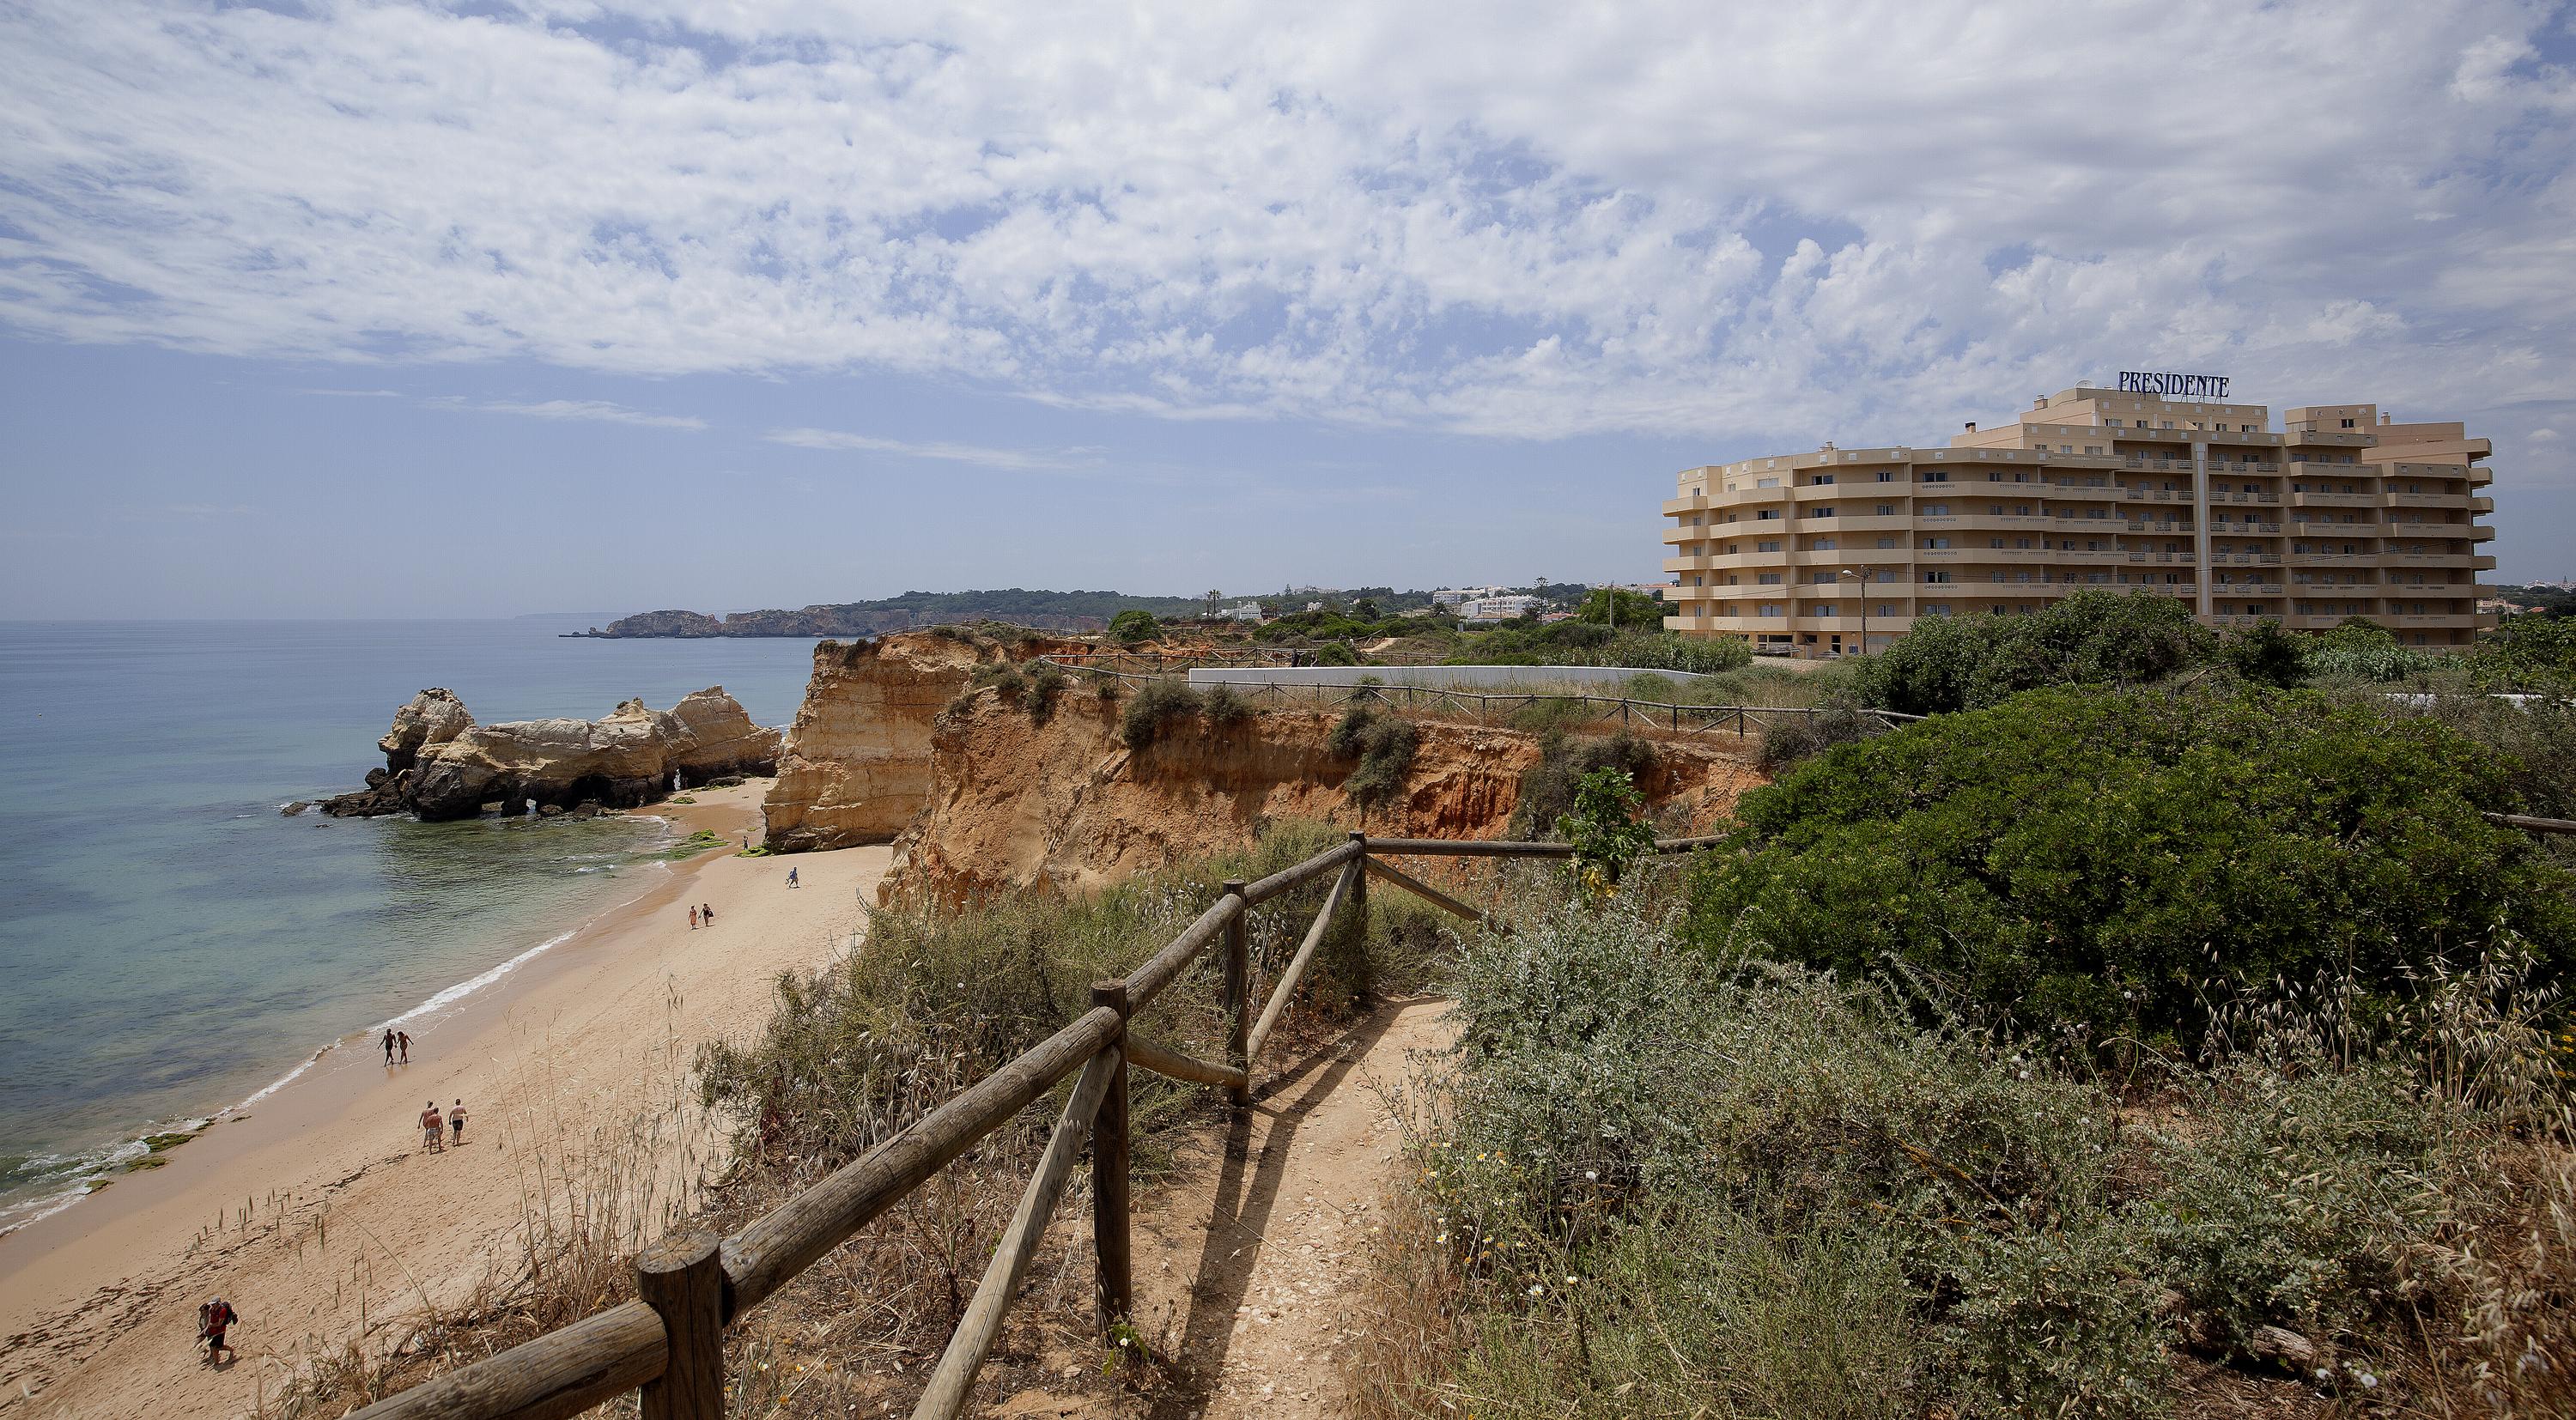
[[2118, 370, 2230, 399]]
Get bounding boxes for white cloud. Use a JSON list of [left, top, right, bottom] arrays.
[[0, 1, 2572, 446], [765, 428, 1101, 471], [429, 397, 708, 429], [2533, 428, 2563, 443]]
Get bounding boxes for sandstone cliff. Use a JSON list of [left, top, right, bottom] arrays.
[[761, 632, 1082, 850], [325, 687, 781, 821], [881, 687, 1760, 903]]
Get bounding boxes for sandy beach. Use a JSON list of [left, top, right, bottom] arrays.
[[0, 780, 886, 1418]]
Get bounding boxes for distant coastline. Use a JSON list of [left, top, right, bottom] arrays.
[[567, 588, 1211, 639]]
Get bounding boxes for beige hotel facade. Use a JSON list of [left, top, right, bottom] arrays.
[[1660, 383, 2497, 658]]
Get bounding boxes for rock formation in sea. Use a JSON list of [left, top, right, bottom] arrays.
[[324, 687, 781, 821]]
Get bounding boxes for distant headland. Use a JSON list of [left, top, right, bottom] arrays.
[[565, 589, 1211, 638]]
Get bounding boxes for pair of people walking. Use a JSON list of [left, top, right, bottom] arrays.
[[418, 1098, 466, 1151], [688, 901, 716, 929], [380, 1027, 410, 1065]]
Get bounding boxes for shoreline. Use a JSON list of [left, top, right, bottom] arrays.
[[0, 780, 888, 1418], [0, 812, 683, 1243]]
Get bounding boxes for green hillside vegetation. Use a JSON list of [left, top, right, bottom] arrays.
[[1358, 601, 2576, 1417]]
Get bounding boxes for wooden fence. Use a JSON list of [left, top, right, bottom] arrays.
[[345, 830, 1717, 1420], [1035, 658, 1924, 737]]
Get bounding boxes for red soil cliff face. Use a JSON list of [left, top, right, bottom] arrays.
[[881, 685, 1764, 903], [761, 632, 1083, 850]]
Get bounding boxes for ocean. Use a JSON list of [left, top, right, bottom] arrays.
[[0, 618, 824, 1232]]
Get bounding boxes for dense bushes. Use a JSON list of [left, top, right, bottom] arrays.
[[1447, 622, 1751, 675], [1684, 682, 2576, 1042], [1856, 590, 2221, 714], [1364, 901, 2573, 1418]]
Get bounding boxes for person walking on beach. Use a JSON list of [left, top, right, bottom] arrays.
[[398, 1029, 411, 1064], [448, 1099, 468, 1146], [381, 1028, 395, 1065], [197, 1296, 238, 1365], [700, 902, 715, 925], [688, 904, 699, 930], [787, 866, 799, 889], [419, 1100, 444, 1152]]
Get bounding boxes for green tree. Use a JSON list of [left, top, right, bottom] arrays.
[[1575, 587, 1664, 628], [1108, 609, 1159, 644], [1858, 590, 2217, 714], [1353, 598, 1382, 622]]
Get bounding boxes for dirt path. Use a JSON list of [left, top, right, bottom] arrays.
[[1118, 998, 1452, 1417]]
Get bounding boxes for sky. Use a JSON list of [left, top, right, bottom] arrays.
[[3, 0, 2573, 620]]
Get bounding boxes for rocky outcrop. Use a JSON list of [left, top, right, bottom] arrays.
[[380, 689, 474, 772], [880, 689, 1760, 903], [761, 631, 1082, 851], [324, 687, 781, 821]]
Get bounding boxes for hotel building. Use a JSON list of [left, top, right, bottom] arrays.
[[1660, 385, 2497, 658]]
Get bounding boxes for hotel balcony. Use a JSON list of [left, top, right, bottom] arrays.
[[2290, 489, 2379, 508]]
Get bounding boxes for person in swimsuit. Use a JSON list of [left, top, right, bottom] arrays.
[[448, 1099, 467, 1145], [398, 1029, 411, 1064], [382, 1028, 395, 1064], [420, 1100, 444, 1151], [689, 904, 699, 930], [700, 902, 714, 925]]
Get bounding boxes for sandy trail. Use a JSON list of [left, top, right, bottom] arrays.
[[0, 781, 888, 1419], [1113, 998, 1454, 1418]]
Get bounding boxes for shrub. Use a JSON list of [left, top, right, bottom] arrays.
[[1200, 681, 1252, 727], [1369, 898, 2573, 1419], [1558, 767, 1656, 894], [2308, 619, 2439, 683], [1107, 608, 1158, 645], [1316, 639, 1361, 666], [1755, 699, 1884, 774], [1121, 677, 1200, 751], [1330, 703, 1419, 810], [1023, 658, 1066, 724], [1510, 731, 1657, 840], [1685, 682, 2576, 1042], [1857, 590, 2217, 714]]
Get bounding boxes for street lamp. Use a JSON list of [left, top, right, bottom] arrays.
[[1838, 567, 1867, 656]]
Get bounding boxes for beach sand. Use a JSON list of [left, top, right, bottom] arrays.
[[0, 780, 887, 1418]]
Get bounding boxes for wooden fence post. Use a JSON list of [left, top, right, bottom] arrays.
[[1090, 980, 1133, 1332], [1347, 830, 1368, 923], [1222, 880, 1250, 1106], [637, 1232, 724, 1420]]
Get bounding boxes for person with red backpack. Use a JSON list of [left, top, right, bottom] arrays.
[[197, 1296, 238, 1364]]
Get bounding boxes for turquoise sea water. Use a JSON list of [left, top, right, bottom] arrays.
[[0, 618, 824, 1230]]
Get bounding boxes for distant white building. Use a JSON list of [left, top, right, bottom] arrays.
[[1432, 586, 1508, 609], [1457, 594, 1542, 624], [1224, 602, 1264, 622]]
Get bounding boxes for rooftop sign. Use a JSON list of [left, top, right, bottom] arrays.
[[2118, 370, 2230, 399]]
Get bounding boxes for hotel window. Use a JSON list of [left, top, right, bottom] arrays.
[[1876, 470, 1895, 482], [1874, 503, 1896, 515], [1813, 474, 1835, 485], [1811, 507, 1836, 517], [1813, 537, 1837, 549], [1757, 573, 1783, 585], [1757, 510, 1779, 520], [1923, 537, 1951, 549], [1756, 540, 1781, 552], [1923, 571, 1954, 583], [1923, 503, 1949, 515], [1812, 572, 1837, 584], [1923, 604, 1953, 616], [2086, 446, 2103, 454], [1815, 604, 1837, 616], [1758, 604, 1784, 618], [1923, 471, 1949, 482], [1990, 537, 2007, 548]]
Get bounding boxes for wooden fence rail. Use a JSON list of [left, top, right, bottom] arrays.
[[344, 830, 1724, 1420]]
